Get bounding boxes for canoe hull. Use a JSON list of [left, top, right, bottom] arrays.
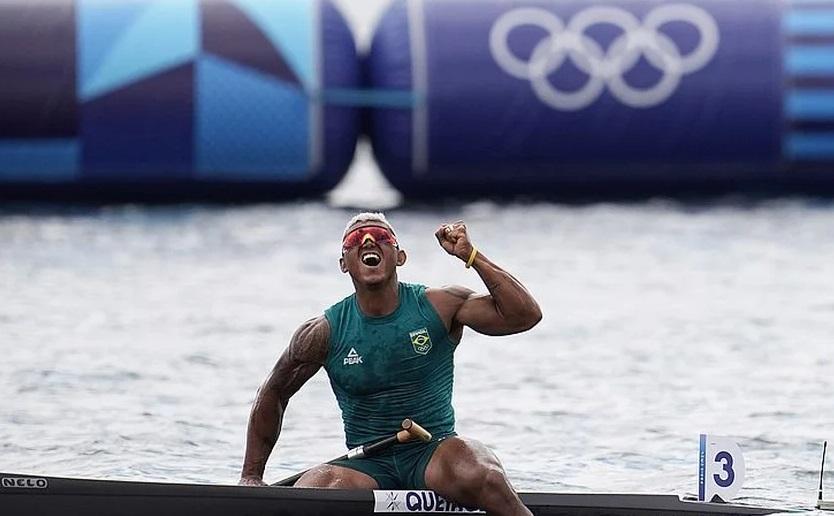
[[0, 472, 782, 516]]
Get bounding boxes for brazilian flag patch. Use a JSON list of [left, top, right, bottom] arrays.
[[409, 327, 432, 355]]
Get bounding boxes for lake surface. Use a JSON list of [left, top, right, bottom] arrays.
[[2, 196, 832, 514]]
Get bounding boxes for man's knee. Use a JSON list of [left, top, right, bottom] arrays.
[[479, 467, 515, 502], [295, 464, 377, 489], [428, 437, 508, 492], [295, 465, 339, 487], [426, 438, 529, 514], [455, 464, 522, 513]]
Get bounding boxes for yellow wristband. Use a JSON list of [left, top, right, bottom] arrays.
[[465, 247, 478, 269]]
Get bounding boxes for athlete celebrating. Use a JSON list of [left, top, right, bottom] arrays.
[[240, 213, 542, 516]]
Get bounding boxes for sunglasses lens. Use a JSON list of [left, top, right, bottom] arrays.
[[342, 227, 397, 251], [370, 228, 395, 245]]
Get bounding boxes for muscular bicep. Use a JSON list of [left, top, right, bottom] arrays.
[[430, 285, 515, 337], [261, 316, 329, 403], [454, 291, 521, 336]]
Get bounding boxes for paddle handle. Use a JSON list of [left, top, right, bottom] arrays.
[[360, 419, 433, 456], [401, 418, 432, 443]]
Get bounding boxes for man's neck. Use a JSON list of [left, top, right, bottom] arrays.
[[354, 280, 400, 317]]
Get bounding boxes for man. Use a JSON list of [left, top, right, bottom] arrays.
[[240, 213, 542, 516]]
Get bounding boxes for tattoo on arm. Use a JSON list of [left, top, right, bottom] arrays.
[[240, 316, 329, 479], [273, 317, 329, 398]]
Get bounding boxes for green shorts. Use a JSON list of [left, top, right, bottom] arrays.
[[329, 434, 455, 489]]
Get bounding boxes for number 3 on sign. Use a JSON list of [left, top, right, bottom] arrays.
[[698, 434, 746, 502]]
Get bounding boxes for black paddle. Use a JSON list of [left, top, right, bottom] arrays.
[[271, 419, 432, 487]]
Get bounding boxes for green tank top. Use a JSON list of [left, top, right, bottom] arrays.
[[324, 282, 457, 449]]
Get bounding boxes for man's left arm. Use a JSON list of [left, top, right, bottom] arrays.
[[431, 222, 542, 336]]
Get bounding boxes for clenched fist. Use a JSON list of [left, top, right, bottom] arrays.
[[434, 221, 476, 264]]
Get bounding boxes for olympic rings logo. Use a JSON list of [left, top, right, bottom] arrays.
[[489, 4, 720, 111]]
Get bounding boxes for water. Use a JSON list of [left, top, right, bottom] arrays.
[[1, 197, 833, 514]]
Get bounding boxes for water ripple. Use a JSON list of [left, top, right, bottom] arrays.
[[2, 201, 833, 512]]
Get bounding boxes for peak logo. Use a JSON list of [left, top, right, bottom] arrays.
[[343, 347, 363, 366], [2, 477, 48, 489]]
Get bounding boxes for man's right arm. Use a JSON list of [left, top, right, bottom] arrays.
[[239, 315, 330, 485]]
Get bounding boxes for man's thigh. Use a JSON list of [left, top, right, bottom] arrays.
[[295, 464, 379, 489], [424, 436, 503, 488], [424, 436, 526, 512]]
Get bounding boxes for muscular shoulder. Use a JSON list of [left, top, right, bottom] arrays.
[[425, 285, 475, 331], [426, 285, 474, 305], [288, 315, 330, 366]]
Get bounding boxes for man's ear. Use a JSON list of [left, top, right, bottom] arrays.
[[396, 249, 407, 266], [339, 257, 348, 273]]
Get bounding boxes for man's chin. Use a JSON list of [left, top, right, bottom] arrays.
[[353, 270, 390, 289]]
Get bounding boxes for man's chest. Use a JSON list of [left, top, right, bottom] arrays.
[[328, 322, 449, 394]]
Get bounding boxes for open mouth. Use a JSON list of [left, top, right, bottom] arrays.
[[361, 252, 382, 267]]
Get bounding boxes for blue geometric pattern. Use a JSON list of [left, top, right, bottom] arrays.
[[785, 11, 834, 35], [0, 139, 79, 181], [0, 0, 362, 193], [784, 0, 834, 161], [787, 90, 834, 119], [78, 0, 199, 101], [786, 46, 834, 75], [786, 133, 834, 159], [78, 0, 148, 95], [201, 0, 301, 84], [231, 0, 316, 90], [81, 63, 195, 178], [195, 55, 309, 179]]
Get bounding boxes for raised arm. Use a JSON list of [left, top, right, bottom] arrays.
[[428, 222, 542, 337], [239, 315, 330, 485]]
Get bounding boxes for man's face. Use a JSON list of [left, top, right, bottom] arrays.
[[339, 222, 405, 287]]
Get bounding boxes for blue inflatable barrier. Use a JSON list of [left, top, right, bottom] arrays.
[[367, 0, 834, 197], [0, 0, 358, 201]]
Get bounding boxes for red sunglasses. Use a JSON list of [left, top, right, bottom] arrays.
[[342, 226, 398, 253]]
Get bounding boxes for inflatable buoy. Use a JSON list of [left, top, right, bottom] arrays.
[[0, 0, 359, 200], [366, 0, 834, 197]]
